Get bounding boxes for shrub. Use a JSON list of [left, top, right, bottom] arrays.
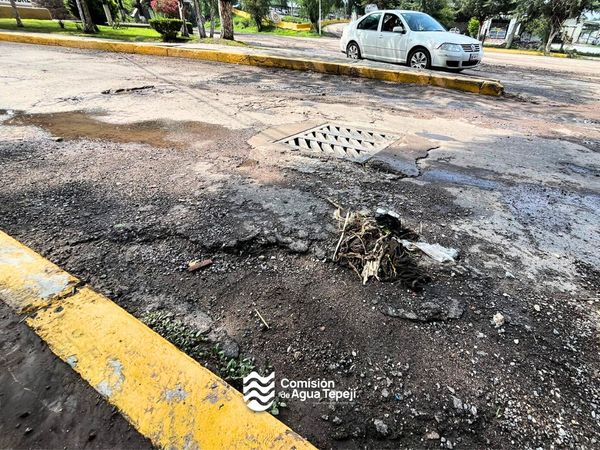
[[150, 0, 179, 18], [467, 17, 480, 38], [149, 17, 183, 40]]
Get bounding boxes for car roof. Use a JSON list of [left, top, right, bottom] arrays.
[[366, 10, 424, 14]]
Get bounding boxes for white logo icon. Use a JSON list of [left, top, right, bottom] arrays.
[[243, 371, 275, 412]]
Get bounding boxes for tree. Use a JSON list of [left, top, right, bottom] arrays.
[[209, 0, 216, 37], [65, 0, 118, 30], [218, 0, 234, 39], [397, 0, 456, 26], [79, 0, 98, 32], [8, 0, 24, 27], [192, 0, 207, 38], [243, 0, 270, 31], [456, 0, 515, 40], [150, 0, 179, 17], [517, 0, 600, 53], [300, 0, 336, 30]]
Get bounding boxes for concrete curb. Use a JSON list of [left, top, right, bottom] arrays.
[[484, 47, 569, 58], [0, 31, 504, 96], [0, 231, 315, 450]]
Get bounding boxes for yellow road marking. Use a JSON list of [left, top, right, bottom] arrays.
[[0, 231, 315, 450]]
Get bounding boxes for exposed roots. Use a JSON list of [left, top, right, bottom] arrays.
[[333, 208, 430, 290]]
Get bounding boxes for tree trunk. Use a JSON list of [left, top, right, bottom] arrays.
[[79, 0, 98, 33], [179, 0, 189, 37], [477, 17, 487, 42], [193, 0, 206, 39], [545, 26, 558, 54], [8, 0, 24, 27], [505, 21, 517, 49], [218, 0, 233, 40], [209, 0, 215, 38]]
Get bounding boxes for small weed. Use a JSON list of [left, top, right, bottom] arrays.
[[141, 311, 255, 385], [211, 344, 255, 381], [140, 311, 206, 360], [270, 395, 288, 416]]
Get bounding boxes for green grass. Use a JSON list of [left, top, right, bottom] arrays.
[[0, 18, 283, 44], [209, 16, 321, 38], [0, 18, 163, 41]]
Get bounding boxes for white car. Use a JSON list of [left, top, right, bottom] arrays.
[[340, 10, 483, 71]]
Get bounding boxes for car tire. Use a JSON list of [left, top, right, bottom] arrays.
[[407, 48, 431, 70], [346, 42, 361, 60]]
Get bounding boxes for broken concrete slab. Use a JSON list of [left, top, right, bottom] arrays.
[[365, 134, 439, 177]]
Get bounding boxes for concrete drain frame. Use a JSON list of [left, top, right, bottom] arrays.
[[277, 123, 399, 163]]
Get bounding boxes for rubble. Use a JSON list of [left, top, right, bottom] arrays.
[[187, 259, 213, 272], [333, 208, 430, 290], [492, 312, 506, 328]]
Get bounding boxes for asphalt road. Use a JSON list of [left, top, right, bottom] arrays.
[[1, 41, 599, 449]]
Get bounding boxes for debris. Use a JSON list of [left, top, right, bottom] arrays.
[[384, 298, 464, 322], [101, 85, 155, 95], [187, 259, 213, 272], [534, 304, 541, 312], [400, 240, 459, 263], [333, 208, 429, 290], [426, 430, 440, 440], [373, 419, 389, 437], [452, 396, 463, 410], [492, 312, 505, 328], [255, 309, 270, 329]]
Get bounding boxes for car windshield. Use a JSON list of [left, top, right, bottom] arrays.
[[400, 12, 445, 32]]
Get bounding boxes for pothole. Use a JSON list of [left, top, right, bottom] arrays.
[[278, 123, 399, 163]]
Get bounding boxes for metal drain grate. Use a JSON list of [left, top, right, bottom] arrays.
[[278, 124, 398, 162]]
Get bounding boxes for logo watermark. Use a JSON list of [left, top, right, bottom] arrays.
[[243, 372, 356, 411], [242, 371, 276, 412]]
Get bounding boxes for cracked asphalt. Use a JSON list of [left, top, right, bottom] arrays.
[[1, 41, 599, 449]]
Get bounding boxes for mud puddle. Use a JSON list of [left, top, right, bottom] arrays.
[[6, 111, 232, 149]]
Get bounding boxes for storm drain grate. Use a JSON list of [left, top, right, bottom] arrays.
[[278, 124, 398, 162]]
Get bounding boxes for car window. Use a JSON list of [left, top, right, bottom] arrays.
[[400, 12, 445, 32], [381, 13, 401, 32], [357, 12, 382, 31]]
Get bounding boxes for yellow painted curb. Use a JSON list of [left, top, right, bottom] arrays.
[[0, 232, 79, 313], [0, 230, 315, 450], [0, 31, 504, 96], [484, 47, 569, 58]]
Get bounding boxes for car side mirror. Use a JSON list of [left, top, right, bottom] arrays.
[[393, 26, 406, 34]]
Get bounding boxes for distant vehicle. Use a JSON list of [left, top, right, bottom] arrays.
[[340, 10, 484, 71]]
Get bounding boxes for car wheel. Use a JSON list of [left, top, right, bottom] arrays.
[[408, 48, 431, 70], [346, 42, 361, 60]]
